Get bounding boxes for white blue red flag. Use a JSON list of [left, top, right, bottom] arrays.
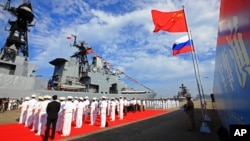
[[172, 35, 194, 56]]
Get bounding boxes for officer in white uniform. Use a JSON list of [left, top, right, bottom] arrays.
[[18, 97, 30, 124], [110, 97, 116, 121], [61, 96, 74, 136], [75, 97, 84, 128], [89, 97, 97, 125], [56, 97, 66, 132], [73, 96, 79, 121], [83, 96, 90, 121], [119, 96, 124, 120], [36, 95, 50, 136], [25, 94, 37, 127], [99, 96, 108, 128], [31, 96, 43, 132]]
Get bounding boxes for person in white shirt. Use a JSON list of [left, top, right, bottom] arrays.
[[136, 99, 141, 112], [56, 97, 66, 132], [73, 97, 79, 121], [119, 96, 124, 120], [25, 94, 37, 127], [131, 98, 136, 113], [18, 97, 29, 124], [99, 96, 108, 128], [75, 97, 84, 128], [142, 99, 146, 111], [83, 96, 90, 121], [31, 96, 43, 132], [89, 97, 97, 126], [61, 96, 75, 136], [35, 95, 50, 136], [123, 97, 128, 116], [110, 97, 116, 121]]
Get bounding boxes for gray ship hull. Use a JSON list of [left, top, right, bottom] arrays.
[[0, 74, 156, 99]]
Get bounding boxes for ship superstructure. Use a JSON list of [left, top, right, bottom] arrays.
[[49, 35, 156, 98]]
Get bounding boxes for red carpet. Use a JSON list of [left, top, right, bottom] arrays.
[[0, 110, 168, 141]]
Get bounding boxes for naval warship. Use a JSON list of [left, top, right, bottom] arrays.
[[174, 84, 190, 101], [0, 0, 156, 99]]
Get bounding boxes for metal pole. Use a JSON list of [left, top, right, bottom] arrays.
[[182, 6, 204, 118]]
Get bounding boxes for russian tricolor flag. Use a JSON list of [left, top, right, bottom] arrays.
[[172, 35, 194, 56]]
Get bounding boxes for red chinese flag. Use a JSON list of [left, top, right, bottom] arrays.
[[86, 48, 92, 54], [151, 9, 188, 32], [66, 36, 71, 39]]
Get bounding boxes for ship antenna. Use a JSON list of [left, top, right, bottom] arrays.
[[0, 0, 35, 62]]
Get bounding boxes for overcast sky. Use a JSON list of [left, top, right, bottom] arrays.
[[0, 0, 220, 98]]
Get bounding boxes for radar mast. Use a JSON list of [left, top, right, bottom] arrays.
[[70, 35, 92, 77], [0, 0, 35, 62]]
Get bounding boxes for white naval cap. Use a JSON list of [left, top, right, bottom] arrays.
[[84, 96, 89, 99], [67, 96, 73, 99], [25, 97, 30, 100], [92, 97, 97, 100], [60, 97, 65, 100], [79, 97, 83, 100], [31, 94, 36, 98], [102, 96, 106, 99], [38, 96, 44, 100]]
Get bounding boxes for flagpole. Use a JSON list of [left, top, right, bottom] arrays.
[[182, 6, 211, 133], [189, 32, 208, 113], [182, 6, 204, 118]]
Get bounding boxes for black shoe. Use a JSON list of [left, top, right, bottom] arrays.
[[187, 128, 194, 131]]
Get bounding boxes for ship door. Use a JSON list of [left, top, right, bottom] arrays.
[[110, 83, 118, 94]]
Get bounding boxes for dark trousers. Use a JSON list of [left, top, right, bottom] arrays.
[[124, 106, 128, 116], [44, 118, 57, 141]]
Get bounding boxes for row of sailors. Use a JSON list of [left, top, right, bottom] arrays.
[[146, 99, 180, 109], [18, 94, 144, 137], [18, 94, 179, 137]]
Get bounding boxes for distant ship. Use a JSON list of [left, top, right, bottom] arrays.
[[174, 83, 190, 101], [0, 0, 156, 99]]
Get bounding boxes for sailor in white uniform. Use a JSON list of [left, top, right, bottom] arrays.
[[73, 96, 79, 121], [61, 96, 74, 136], [110, 97, 116, 121], [119, 96, 124, 120], [89, 97, 97, 125], [75, 97, 84, 128], [99, 96, 107, 128], [31, 96, 43, 132], [25, 94, 37, 127], [35, 95, 50, 136], [18, 97, 30, 124], [83, 96, 90, 121], [107, 97, 111, 116], [56, 97, 66, 132]]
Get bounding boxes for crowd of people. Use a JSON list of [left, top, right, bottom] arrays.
[[16, 94, 180, 140], [0, 97, 21, 113]]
